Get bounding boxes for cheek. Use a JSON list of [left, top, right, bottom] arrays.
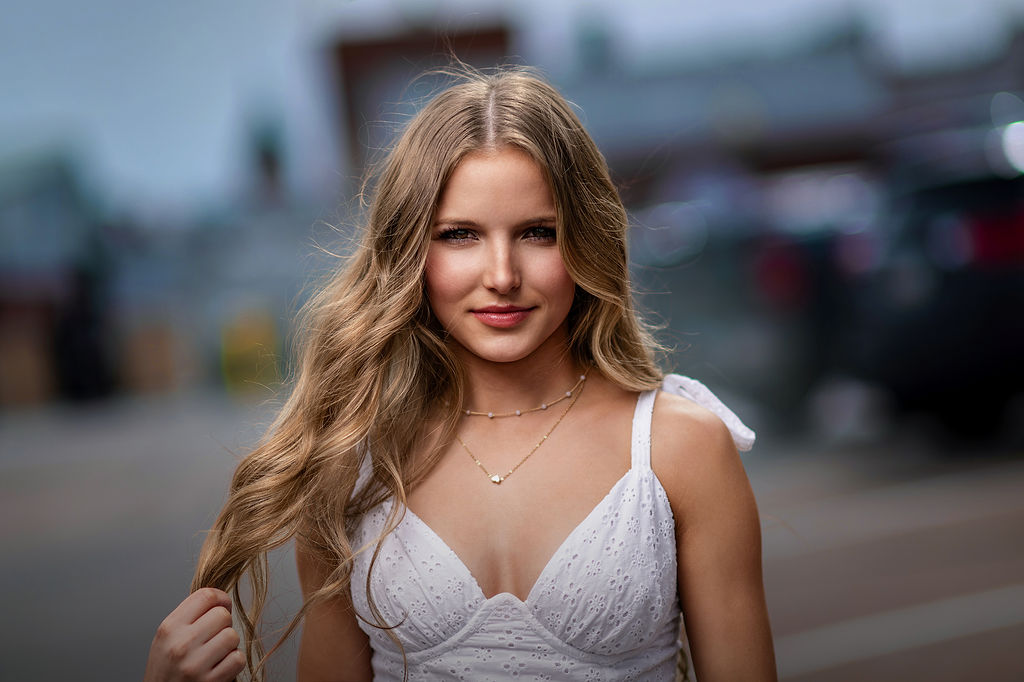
[[423, 272, 446, 316], [537, 257, 577, 309], [424, 252, 465, 310]]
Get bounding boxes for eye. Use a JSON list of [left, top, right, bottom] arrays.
[[437, 227, 475, 242], [524, 225, 557, 242]]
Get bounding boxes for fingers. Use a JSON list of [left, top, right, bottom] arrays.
[[185, 590, 242, 676], [169, 587, 233, 627], [145, 588, 244, 682], [192, 605, 234, 644], [192, 626, 244, 680], [208, 648, 247, 682]]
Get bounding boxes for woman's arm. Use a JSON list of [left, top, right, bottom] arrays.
[[653, 392, 777, 682], [295, 539, 374, 682]]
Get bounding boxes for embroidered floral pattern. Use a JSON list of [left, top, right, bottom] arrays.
[[348, 376, 754, 680]]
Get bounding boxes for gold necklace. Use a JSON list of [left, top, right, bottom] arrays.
[[463, 374, 587, 418], [456, 378, 585, 485]]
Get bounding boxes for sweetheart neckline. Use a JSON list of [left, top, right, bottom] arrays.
[[399, 466, 666, 604]]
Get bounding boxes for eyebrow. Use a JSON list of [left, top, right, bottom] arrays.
[[432, 215, 557, 227]]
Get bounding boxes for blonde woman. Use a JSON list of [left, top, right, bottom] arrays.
[[145, 68, 776, 682]]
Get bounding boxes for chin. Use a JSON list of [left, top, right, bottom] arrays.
[[467, 348, 537, 365], [452, 338, 543, 365], [451, 322, 572, 366]]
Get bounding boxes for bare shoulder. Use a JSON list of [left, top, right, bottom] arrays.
[[649, 390, 753, 528], [650, 389, 737, 475]]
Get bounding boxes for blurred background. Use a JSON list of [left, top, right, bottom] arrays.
[[2, 0, 1023, 679]]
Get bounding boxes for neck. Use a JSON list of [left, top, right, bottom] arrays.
[[457, 352, 582, 415]]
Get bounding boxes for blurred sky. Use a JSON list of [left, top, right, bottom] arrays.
[[3, 0, 1023, 216]]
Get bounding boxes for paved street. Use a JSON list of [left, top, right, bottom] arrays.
[[747, 439, 1024, 681], [1, 393, 1022, 681]]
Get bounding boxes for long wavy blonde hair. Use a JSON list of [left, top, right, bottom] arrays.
[[191, 66, 664, 679]]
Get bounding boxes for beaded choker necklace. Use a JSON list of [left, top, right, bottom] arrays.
[[462, 373, 587, 418], [457, 373, 586, 484]]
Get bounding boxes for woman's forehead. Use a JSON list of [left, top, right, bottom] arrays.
[[434, 148, 555, 224]]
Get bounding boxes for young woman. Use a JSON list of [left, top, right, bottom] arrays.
[[145, 68, 776, 682]]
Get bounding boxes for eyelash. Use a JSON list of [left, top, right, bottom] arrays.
[[437, 227, 474, 242], [524, 226, 557, 241], [436, 226, 556, 242]]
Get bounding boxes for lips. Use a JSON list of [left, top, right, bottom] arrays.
[[471, 305, 534, 328]]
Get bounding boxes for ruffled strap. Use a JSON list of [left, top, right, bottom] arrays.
[[661, 374, 756, 452]]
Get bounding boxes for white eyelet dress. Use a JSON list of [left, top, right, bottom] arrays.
[[349, 374, 755, 681]]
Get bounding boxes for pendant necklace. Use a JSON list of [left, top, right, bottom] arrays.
[[456, 373, 586, 485]]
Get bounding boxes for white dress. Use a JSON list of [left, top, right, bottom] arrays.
[[350, 374, 755, 681]]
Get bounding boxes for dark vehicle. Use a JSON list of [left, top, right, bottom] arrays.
[[839, 174, 1024, 435], [628, 195, 830, 428]]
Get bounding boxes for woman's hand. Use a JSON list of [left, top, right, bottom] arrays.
[[144, 587, 246, 682]]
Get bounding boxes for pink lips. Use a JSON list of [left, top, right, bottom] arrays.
[[472, 306, 534, 328]]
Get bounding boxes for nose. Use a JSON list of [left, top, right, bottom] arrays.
[[482, 239, 520, 294]]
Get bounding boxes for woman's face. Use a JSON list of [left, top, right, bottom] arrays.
[[425, 146, 575, 365]]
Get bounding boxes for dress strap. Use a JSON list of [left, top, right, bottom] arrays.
[[630, 388, 659, 470], [629, 376, 756, 471], [661, 374, 756, 451]]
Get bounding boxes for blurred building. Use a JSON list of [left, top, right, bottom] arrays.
[[1, 5, 1022, 434], [0, 153, 114, 405]]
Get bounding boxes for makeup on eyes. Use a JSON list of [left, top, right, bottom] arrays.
[[433, 222, 557, 243]]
